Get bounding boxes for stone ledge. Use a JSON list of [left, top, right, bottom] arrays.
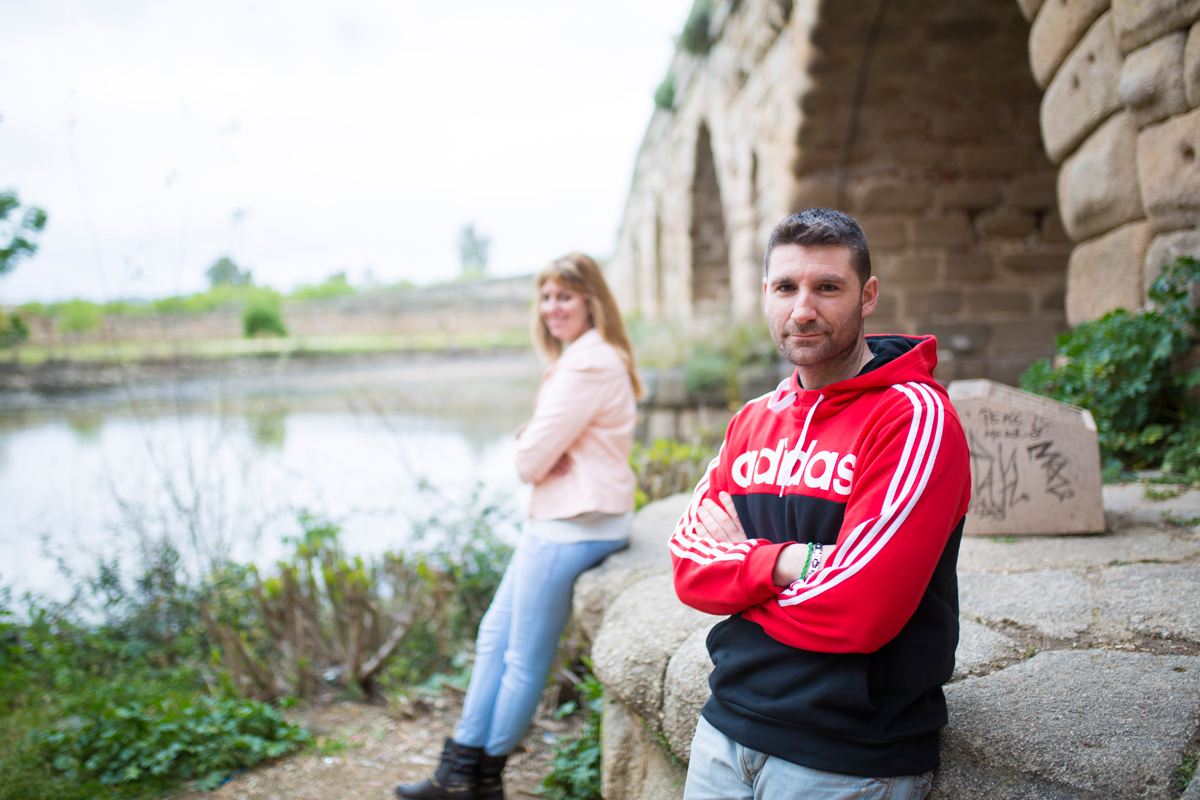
[[579, 490, 1200, 800]]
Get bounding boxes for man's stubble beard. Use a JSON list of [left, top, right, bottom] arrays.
[[770, 300, 865, 371]]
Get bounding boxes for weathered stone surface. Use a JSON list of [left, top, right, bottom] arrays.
[[935, 651, 1200, 799], [1017, 0, 1047, 23], [600, 696, 686, 800], [959, 523, 1200, 576], [1042, 209, 1071, 242], [953, 145, 1033, 176], [1145, 227, 1200, 296], [858, 216, 908, 250], [965, 288, 1032, 313], [1111, 0, 1200, 53], [905, 289, 962, 316], [573, 493, 686, 640], [988, 319, 1064, 354], [1187, 20, 1200, 107], [1094, 562, 1200, 641], [661, 622, 716, 761], [944, 253, 995, 282], [1066, 220, 1153, 323], [1119, 32, 1190, 128], [858, 183, 933, 212], [912, 215, 972, 247], [1137, 106, 1200, 230], [1102, 481, 1200, 528], [1009, 173, 1059, 210], [1041, 13, 1123, 163], [591, 573, 718, 725], [960, 570, 1096, 638], [979, 209, 1039, 237], [1029, 0, 1110, 88], [942, 181, 1003, 210], [949, 380, 1105, 535], [961, 562, 1200, 642], [1058, 112, 1145, 241], [998, 251, 1071, 272], [953, 619, 1020, 680]]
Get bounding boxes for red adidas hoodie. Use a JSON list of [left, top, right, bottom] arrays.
[[671, 334, 971, 777]]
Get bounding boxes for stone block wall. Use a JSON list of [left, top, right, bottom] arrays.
[[608, 0, 1200, 387], [1038, 2, 1200, 325]]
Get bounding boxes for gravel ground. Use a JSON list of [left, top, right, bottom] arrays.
[[173, 694, 581, 800]]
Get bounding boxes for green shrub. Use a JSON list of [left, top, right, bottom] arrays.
[[289, 271, 356, 302], [654, 72, 676, 110], [0, 311, 29, 347], [57, 299, 104, 333], [1020, 256, 1200, 479], [242, 291, 288, 338], [540, 672, 603, 800], [631, 437, 719, 510], [681, 0, 714, 55], [28, 693, 308, 792], [684, 348, 729, 397]]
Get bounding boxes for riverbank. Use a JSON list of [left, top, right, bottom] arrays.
[[0, 344, 539, 399]]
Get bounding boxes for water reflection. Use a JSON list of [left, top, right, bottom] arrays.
[[0, 352, 543, 601]]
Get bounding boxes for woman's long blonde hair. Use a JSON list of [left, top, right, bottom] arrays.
[[532, 253, 643, 399]]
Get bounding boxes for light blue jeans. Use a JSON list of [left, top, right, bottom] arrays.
[[684, 717, 934, 800], [453, 528, 628, 756]]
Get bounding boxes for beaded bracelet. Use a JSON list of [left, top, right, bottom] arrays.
[[799, 542, 815, 580]]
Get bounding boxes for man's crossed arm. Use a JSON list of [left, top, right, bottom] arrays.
[[696, 491, 832, 588]]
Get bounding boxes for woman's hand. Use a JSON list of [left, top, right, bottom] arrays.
[[549, 452, 572, 476]]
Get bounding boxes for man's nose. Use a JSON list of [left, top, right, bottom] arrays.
[[790, 290, 818, 324]]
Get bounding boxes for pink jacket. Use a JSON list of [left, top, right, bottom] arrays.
[[516, 328, 637, 520]]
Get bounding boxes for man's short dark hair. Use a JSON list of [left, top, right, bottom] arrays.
[[764, 208, 871, 286]]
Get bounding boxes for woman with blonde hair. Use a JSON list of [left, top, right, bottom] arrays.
[[397, 253, 642, 800]]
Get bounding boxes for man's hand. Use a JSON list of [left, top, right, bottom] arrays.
[[772, 543, 809, 587], [696, 491, 748, 544]]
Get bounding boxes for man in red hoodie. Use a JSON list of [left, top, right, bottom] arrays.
[[671, 208, 971, 800]]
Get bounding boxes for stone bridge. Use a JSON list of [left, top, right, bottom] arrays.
[[608, 0, 1200, 386]]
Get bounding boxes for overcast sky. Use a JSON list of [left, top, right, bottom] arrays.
[[0, 0, 692, 304]]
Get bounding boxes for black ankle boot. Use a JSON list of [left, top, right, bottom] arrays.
[[395, 738, 482, 799], [476, 752, 507, 800]]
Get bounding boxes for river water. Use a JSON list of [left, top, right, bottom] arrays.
[[0, 352, 544, 602]]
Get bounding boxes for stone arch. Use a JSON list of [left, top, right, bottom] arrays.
[[792, 0, 1070, 385], [690, 122, 732, 317]]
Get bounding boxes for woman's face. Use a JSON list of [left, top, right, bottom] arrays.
[[539, 278, 592, 344]]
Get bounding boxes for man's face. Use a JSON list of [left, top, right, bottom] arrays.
[[763, 244, 878, 369]]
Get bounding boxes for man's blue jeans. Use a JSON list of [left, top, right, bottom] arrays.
[[454, 529, 627, 756], [684, 717, 934, 800]]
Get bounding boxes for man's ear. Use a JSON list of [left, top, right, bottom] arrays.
[[861, 276, 879, 318]]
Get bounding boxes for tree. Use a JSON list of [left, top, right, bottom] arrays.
[[0, 190, 47, 278], [206, 256, 251, 288], [0, 188, 48, 349], [457, 224, 491, 278]]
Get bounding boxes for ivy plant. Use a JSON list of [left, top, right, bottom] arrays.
[[1021, 256, 1200, 480]]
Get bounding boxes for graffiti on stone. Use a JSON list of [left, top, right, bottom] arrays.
[[949, 379, 1104, 535], [1027, 440, 1074, 501], [966, 408, 1076, 520]]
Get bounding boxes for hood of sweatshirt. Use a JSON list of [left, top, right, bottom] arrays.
[[768, 334, 943, 421]]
